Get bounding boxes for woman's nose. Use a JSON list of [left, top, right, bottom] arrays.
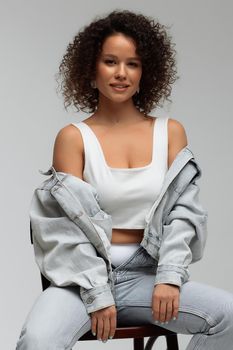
[[115, 64, 126, 79]]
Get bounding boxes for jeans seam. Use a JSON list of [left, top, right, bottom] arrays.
[[187, 333, 208, 350], [64, 318, 90, 349], [179, 306, 217, 327]]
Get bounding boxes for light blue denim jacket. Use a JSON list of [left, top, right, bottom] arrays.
[[29, 145, 208, 314]]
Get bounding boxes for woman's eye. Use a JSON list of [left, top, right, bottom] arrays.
[[104, 59, 115, 65], [103, 60, 139, 67], [128, 62, 138, 67]]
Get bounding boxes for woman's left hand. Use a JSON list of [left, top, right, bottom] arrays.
[[152, 283, 180, 323]]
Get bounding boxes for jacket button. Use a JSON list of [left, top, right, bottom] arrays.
[[76, 211, 84, 218], [86, 296, 94, 304]]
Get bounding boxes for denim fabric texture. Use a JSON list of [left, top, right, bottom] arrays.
[[28, 145, 208, 314], [16, 246, 233, 349]]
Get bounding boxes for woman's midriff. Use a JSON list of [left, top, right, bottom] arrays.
[[111, 228, 144, 244]]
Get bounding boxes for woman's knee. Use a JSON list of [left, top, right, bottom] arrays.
[[16, 285, 92, 349], [180, 280, 233, 334], [210, 291, 233, 334], [16, 323, 63, 350], [16, 316, 91, 350]]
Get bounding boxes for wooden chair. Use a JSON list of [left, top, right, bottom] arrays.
[[30, 222, 179, 349]]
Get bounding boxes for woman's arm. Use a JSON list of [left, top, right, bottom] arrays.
[[50, 125, 116, 340], [30, 125, 115, 313], [167, 118, 188, 169], [152, 118, 190, 323]]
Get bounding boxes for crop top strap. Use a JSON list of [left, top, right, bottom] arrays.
[[154, 116, 169, 172], [70, 121, 103, 175]]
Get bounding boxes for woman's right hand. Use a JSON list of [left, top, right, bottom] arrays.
[[90, 305, 117, 342]]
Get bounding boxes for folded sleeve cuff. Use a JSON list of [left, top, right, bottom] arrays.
[[154, 265, 190, 288], [80, 284, 115, 314]]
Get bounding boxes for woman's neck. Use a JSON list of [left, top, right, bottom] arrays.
[[94, 97, 145, 126]]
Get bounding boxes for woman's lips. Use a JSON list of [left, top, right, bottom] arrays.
[[110, 84, 129, 92]]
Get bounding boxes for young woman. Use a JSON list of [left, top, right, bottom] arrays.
[[16, 10, 233, 350]]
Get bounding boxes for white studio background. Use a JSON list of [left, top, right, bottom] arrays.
[[1, 0, 232, 349]]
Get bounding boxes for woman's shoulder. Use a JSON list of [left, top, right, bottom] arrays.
[[166, 117, 188, 144], [52, 123, 85, 179], [167, 117, 187, 136], [54, 123, 84, 148], [167, 117, 188, 169]]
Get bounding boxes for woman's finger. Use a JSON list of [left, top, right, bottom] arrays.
[[109, 312, 117, 339], [152, 296, 160, 321], [172, 296, 179, 319], [91, 316, 97, 336], [96, 317, 104, 341], [159, 300, 167, 323], [165, 299, 173, 322], [102, 316, 110, 342]]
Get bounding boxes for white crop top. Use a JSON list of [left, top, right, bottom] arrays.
[[71, 117, 168, 229]]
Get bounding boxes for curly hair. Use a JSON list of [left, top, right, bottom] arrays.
[[56, 9, 179, 114]]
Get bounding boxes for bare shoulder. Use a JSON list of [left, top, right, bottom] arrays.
[[52, 123, 84, 180], [167, 118, 188, 168]]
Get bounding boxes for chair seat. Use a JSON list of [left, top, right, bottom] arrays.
[[79, 324, 179, 350], [79, 324, 177, 340]]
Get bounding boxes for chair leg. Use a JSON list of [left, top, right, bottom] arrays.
[[134, 337, 144, 350], [144, 334, 179, 350], [144, 336, 159, 350], [166, 334, 179, 350]]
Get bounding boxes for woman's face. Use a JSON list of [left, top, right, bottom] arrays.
[[95, 33, 142, 104]]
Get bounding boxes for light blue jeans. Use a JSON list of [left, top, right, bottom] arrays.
[[16, 246, 233, 349]]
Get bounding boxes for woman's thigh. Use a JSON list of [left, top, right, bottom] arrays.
[[115, 273, 233, 336], [16, 285, 91, 349]]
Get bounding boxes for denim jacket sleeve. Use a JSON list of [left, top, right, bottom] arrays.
[[29, 175, 115, 314], [154, 177, 208, 288]]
